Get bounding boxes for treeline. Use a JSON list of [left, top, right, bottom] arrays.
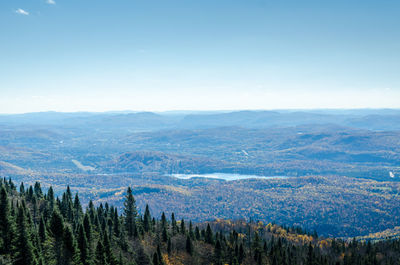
[[0, 178, 399, 265]]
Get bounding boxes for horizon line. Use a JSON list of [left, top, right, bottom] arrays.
[[1, 107, 400, 115]]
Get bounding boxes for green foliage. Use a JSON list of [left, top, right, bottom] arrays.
[[14, 205, 37, 265], [0, 179, 399, 265], [0, 186, 16, 255], [123, 187, 137, 238]]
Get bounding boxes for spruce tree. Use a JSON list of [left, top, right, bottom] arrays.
[[152, 252, 159, 265], [0, 186, 16, 255], [167, 238, 172, 254], [74, 193, 83, 222], [19, 182, 25, 195], [157, 245, 163, 265], [186, 235, 193, 256], [38, 215, 47, 243], [14, 206, 37, 265], [103, 231, 116, 265], [49, 210, 65, 263], [171, 213, 177, 235], [205, 224, 214, 244], [95, 240, 108, 265], [34, 182, 43, 198], [123, 187, 137, 237], [62, 225, 81, 265], [162, 226, 168, 243], [180, 218, 185, 235], [77, 223, 91, 265], [143, 205, 151, 232]]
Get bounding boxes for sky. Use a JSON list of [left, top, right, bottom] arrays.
[[0, 0, 399, 113]]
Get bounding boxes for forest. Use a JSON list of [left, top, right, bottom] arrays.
[[1, 177, 399, 265]]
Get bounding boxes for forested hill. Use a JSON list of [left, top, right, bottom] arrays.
[[1, 178, 399, 265]]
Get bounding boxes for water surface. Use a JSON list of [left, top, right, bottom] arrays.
[[168, 173, 287, 181]]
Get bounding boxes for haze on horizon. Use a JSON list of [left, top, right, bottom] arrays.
[[1, 0, 399, 114]]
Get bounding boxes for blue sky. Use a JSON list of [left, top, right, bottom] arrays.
[[1, 0, 399, 113]]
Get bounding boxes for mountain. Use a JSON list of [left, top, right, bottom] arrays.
[[104, 151, 225, 174]]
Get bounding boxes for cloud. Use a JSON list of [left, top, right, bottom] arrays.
[[46, 0, 56, 4], [16, 8, 29, 15]]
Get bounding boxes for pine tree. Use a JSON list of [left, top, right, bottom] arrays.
[[180, 218, 185, 235], [142, 205, 150, 233], [0, 186, 16, 254], [167, 238, 172, 254], [205, 224, 214, 244], [113, 209, 120, 237], [74, 193, 83, 222], [19, 182, 25, 195], [157, 245, 163, 265], [14, 206, 37, 265], [135, 244, 151, 265], [50, 210, 65, 263], [186, 235, 193, 255], [103, 231, 116, 265], [195, 226, 200, 240], [171, 213, 177, 235], [47, 186, 55, 213], [215, 239, 222, 263], [39, 215, 47, 243], [95, 240, 108, 265], [123, 187, 137, 237], [77, 223, 91, 265], [189, 221, 194, 239], [162, 225, 168, 243], [152, 252, 159, 265], [239, 243, 245, 264], [34, 182, 43, 198], [307, 242, 314, 265], [62, 225, 81, 265]]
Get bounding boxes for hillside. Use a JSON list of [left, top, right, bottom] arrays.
[[1, 179, 399, 265]]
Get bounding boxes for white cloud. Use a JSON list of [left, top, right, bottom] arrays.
[[16, 8, 29, 15], [46, 0, 56, 4]]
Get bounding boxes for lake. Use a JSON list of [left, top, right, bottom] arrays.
[[167, 173, 288, 181]]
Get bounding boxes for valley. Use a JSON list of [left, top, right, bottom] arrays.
[[1, 110, 400, 238]]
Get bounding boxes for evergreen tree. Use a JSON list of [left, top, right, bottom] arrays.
[[39, 215, 47, 243], [189, 221, 194, 239], [195, 226, 200, 240], [34, 182, 43, 198], [167, 238, 172, 254], [77, 223, 91, 265], [0, 186, 16, 255], [171, 213, 177, 235], [215, 239, 222, 263], [95, 240, 108, 265], [49, 210, 65, 263], [143, 204, 151, 232], [162, 225, 168, 243], [307, 242, 314, 265], [157, 245, 163, 265], [152, 252, 159, 265], [19, 182, 25, 195], [103, 231, 116, 265], [135, 244, 151, 265], [186, 235, 193, 255], [123, 187, 137, 237], [62, 225, 81, 265], [14, 206, 37, 265], [180, 219, 185, 235], [74, 193, 83, 222], [205, 224, 214, 244]]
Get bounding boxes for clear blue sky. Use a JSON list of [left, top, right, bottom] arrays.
[[1, 0, 399, 113]]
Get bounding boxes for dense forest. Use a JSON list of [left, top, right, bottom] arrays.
[[0, 177, 399, 265]]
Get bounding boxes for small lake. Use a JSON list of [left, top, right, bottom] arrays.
[[167, 173, 288, 181]]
